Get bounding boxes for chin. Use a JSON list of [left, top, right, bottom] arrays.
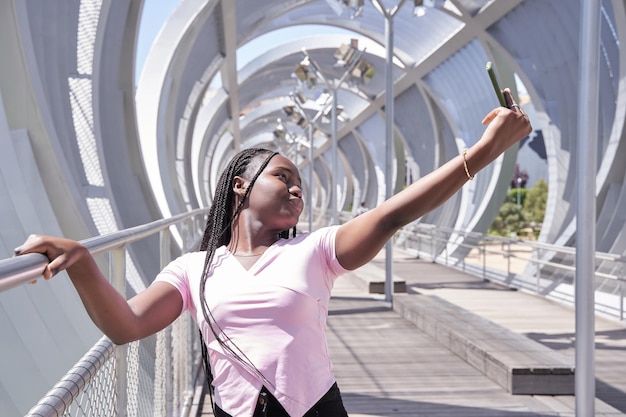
[[282, 218, 299, 230]]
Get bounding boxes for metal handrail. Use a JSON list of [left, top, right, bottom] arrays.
[[397, 223, 626, 322], [25, 336, 116, 417], [0, 208, 209, 293]]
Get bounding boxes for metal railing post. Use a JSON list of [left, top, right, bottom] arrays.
[[158, 227, 176, 415], [416, 229, 421, 259], [161, 228, 172, 269], [536, 246, 542, 293], [619, 280, 624, 321], [431, 228, 436, 262], [618, 262, 625, 322], [482, 239, 487, 279], [507, 239, 511, 276], [111, 247, 128, 417], [166, 326, 174, 416], [536, 251, 541, 294]]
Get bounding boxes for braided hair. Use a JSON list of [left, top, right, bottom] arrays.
[[197, 147, 297, 407]]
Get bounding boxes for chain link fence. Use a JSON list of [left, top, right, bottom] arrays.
[[24, 312, 201, 417]]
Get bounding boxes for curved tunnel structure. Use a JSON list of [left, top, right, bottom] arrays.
[[1, 0, 626, 414]]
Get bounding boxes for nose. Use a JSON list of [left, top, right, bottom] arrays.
[[289, 185, 302, 199]]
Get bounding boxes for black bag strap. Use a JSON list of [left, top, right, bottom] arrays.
[[199, 329, 216, 413]]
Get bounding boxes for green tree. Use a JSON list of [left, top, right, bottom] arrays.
[[489, 179, 548, 239], [488, 202, 525, 236], [506, 187, 527, 206], [522, 179, 548, 224]]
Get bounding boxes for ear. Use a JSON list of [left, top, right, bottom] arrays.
[[232, 176, 248, 197]]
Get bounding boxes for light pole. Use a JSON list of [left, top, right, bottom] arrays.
[[283, 92, 332, 232], [516, 177, 522, 207], [297, 45, 367, 225], [307, 124, 314, 231], [370, 0, 407, 304], [272, 118, 302, 164], [576, 1, 601, 415], [365, 0, 444, 303]]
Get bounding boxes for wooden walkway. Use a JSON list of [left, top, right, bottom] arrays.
[[192, 251, 626, 416]]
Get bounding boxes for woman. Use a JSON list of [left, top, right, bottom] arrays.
[[14, 89, 531, 417]]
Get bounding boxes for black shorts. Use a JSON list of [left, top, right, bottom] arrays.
[[214, 382, 348, 417]]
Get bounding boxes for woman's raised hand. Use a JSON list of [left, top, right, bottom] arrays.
[[479, 88, 532, 154]]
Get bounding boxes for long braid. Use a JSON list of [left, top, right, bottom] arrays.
[[198, 148, 298, 411]]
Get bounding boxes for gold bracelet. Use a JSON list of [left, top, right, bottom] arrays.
[[462, 149, 474, 180]]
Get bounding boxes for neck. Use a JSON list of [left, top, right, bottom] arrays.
[[227, 216, 279, 256]]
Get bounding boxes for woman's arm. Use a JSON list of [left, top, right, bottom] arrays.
[[336, 90, 532, 270], [14, 235, 183, 345]]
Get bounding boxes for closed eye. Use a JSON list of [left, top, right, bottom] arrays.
[[273, 167, 301, 187]]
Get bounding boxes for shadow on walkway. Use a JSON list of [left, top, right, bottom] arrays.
[[343, 393, 573, 417]]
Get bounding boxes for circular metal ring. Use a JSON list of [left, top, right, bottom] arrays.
[[509, 103, 521, 110]]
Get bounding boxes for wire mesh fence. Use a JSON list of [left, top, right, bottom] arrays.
[[25, 312, 201, 417]]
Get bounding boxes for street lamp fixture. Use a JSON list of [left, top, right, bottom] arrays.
[[294, 89, 307, 104], [351, 59, 376, 84], [334, 39, 376, 84], [413, 0, 446, 16], [273, 118, 305, 164], [293, 44, 369, 226], [334, 40, 360, 67], [282, 104, 296, 117], [273, 118, 286, 141], [322, 105, 345, 123], [326, 0, 365, 18], [346, 0, 365, 17], [294, 57, 318, 89], [283, 104, 309, 129]]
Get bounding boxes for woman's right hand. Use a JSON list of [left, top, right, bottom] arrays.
[[14, 234, 90, 280], [14, 233, 183, 344]]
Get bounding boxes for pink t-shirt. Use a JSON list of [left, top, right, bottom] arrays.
[[155, 226, 348, 417]]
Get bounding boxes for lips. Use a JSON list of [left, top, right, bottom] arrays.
[[290, 197, 304, 214]]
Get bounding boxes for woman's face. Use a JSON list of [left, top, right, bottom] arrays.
[[239, 154, 304, 231]]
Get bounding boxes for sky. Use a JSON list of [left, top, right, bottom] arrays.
[[135, 0, 181, 81]]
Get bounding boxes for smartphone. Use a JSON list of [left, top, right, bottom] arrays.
[[486, 61, 507, 107]]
